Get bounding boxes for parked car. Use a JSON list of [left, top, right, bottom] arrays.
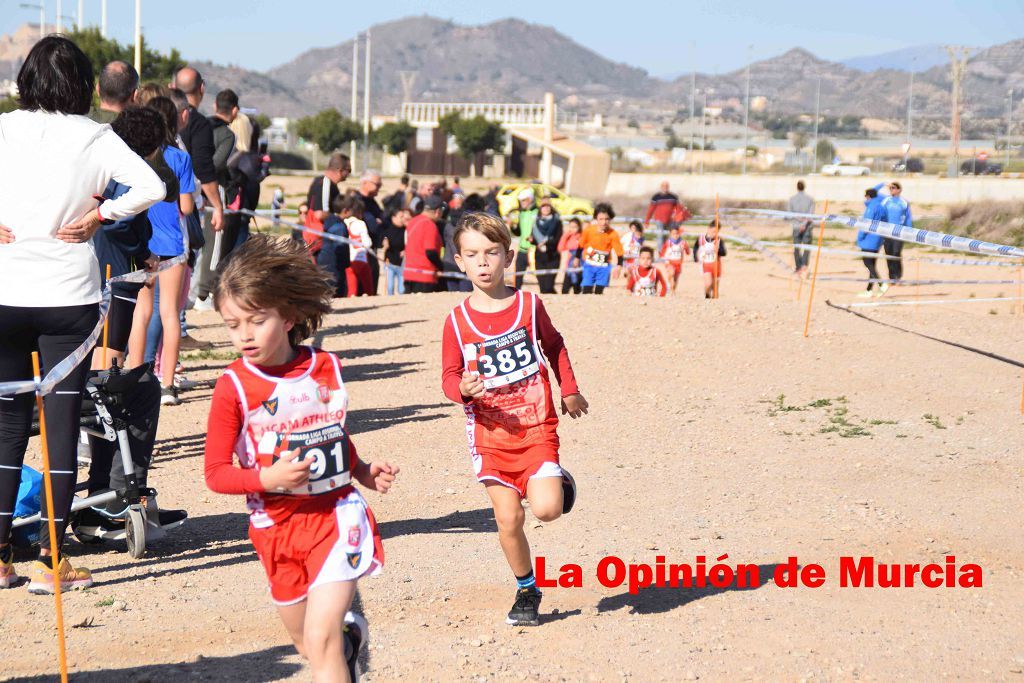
[[496, 182, 594, 217], [820, 162, 871, 176], [892, 157, 924, 173], [960, 159, 1003, 175]]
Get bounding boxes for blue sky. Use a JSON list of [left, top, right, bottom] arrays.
[[3, 0, 1022, 76]]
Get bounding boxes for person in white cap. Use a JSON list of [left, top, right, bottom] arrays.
[[510, 187, 538, 289]]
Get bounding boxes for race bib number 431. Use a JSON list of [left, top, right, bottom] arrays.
[[257, 423, 351, 495], [472, 327, 540, 390]]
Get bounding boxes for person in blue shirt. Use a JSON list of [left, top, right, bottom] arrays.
[[857, 187, 886, 297], [879, 180, 912, 284], [126, 99, 195, 406]]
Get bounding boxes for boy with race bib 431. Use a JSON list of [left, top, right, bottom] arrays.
[[204, 235, 399, 682], [441, 212, 589, 626]]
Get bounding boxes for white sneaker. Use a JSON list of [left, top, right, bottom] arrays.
[[193, 297, 214, 312], [344, 611, 369, 682], [173, 373, 198, 390], [878, 282, 889, 295], [856, 290, 873, 298]]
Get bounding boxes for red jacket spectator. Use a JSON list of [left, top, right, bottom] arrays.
[[644, 182, 691, 227]]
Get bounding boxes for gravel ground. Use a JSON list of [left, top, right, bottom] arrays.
[[1, 233, 1022, 681]]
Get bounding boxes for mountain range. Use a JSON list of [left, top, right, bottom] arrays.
[[1, 18, 1021, 124]]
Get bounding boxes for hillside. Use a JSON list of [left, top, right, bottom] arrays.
[[0, 19, 1020, 123]]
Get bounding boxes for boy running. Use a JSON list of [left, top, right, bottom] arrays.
[[693, 218, 727, 299], [441, 212, 588, 626], [204, 235, 398, 682], [659, 225, 691, 293], [626, 246, 668, 297], [578, 203, 623, 294]]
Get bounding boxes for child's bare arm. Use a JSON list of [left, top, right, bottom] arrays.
[[353, 458, 400, 494]]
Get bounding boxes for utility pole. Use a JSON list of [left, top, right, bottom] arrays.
[[350, 34, 359, 168], [133, 0, 141, 75], [101, 0, 107, 37], [700, 91, 707, 175], [20, 2, 46, 41], [363, 28, 371, 171], [56, 0, 62, 32], [906, 59, 915, 161], [1007, 88, 1014, 170], [812, 76, 821, 173], [689, 41, 696, 175], [742, 44, 751, 175], [946, 45, 970, 177], [77, 0, 82, 30]]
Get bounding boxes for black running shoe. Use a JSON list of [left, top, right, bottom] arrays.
[[148, 508, 188, 531], [561, 469, 577, 515], [506, 586, 542, 626], [343, 611, 368, 682]]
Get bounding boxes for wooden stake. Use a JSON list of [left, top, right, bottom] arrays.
[[1017, 261, 1022, 316], [803, 201, 829, 338], [914, 257, 921, 322], [713, 194, 721, 299], [31, 352, 70, 683], [101, 265, 111, 369]]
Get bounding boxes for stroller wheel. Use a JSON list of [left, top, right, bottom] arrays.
[[125, 507, 146, 559]]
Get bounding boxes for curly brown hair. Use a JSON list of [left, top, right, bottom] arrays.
[[213, 234, 333, 346]]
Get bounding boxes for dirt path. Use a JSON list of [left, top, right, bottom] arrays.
[[1, 242, 1022, 681]]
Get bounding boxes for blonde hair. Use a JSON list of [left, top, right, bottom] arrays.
[[137, 82, 171, 106], [452, 212, 512, 253], [213, 234, 333, 346]]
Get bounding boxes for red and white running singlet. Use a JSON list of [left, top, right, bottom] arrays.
[[449, 291, 557, 453], [663, 238, 686, 263], [223, 347, 351, 528], [623, 234, 642, 261], [697, 234, 719, 264], [629, 266, 659, 296]]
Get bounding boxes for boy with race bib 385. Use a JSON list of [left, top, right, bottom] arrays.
[[578, 202, 623, 294], [204, 235, 398, 682], [441, 212, 589, 626]]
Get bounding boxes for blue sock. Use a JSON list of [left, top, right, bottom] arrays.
[[516, 570, 536, 590]]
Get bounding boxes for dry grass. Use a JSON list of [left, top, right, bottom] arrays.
[[944, 200, 1024, 246]]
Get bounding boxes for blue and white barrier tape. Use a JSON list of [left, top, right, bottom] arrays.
[[720, 208, 1024, 259]]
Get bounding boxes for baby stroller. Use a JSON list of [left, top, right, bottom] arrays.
[[13, 362, 184, 559]]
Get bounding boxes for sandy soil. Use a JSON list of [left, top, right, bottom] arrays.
[[1, 225, 1022, 681]]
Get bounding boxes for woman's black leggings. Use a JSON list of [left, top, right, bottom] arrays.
[[0, 303, 98, 553]]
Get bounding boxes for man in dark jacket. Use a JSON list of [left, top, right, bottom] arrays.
[[207, 89, 240, 266], [173, 67, 224, 310], [357, 171, 385, 295]]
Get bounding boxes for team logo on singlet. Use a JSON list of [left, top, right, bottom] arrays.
[[261, 398, 279, 415], [317, 384, 331, 404], [347, 525, 361, 547]]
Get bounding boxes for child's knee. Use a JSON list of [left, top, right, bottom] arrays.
[[533, 505, 561, 523], [302, 621, 340, 657], [493, 503, 525, 532]]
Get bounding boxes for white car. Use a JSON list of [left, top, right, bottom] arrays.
[[820, 162, 871, 177]]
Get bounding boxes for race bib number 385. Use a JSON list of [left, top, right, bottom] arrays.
[[471, 327, 539, 390], [257, 423, 351, 495]]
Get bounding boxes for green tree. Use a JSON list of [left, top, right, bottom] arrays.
[[450, 115, 505, 175], [371, 121, 415, 155], [815, 138, 836, 164], [665, 132, 685, 150], [253, 113, 272, 132], [67, 28, 184, 84], [295, 108, 360, 155], [791, 131, 808, 152], [438, 111, 461, 135], [0, 96, 17, 114]]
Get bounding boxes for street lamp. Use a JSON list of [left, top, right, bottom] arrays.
[[742, 44, 752, 175], [811, 76, 821, 173], [1008, 89, 1014, 169], [20, 2, 45, 42], [906, 57, 915, 162]]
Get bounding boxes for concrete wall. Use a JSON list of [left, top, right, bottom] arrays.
[[606, 172, 1024, 205]]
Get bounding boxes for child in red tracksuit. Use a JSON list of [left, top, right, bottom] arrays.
[[626, 246, 668, 297], [441, 212, 588, 627], [204, 235, 399, 682]]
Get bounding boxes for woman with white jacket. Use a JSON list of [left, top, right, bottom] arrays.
[[0, 36, 165, 593]]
